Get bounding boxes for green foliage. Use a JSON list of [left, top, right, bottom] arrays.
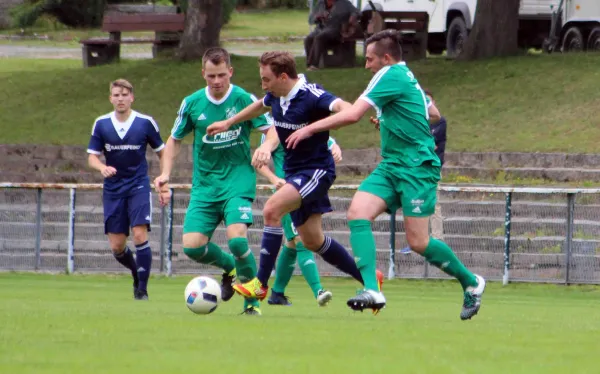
[[10, 0, 106, 28], [266, 0, 308, 8]]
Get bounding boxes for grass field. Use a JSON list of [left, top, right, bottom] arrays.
[[1, 52, 600, 151], [1, 273, 599, 373], [0, 9, 310, 45]]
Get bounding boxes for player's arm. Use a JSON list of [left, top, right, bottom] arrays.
[[428, 101, 441, 124], [86, 121, 116, 178], [146, 116, 166, 159], [328, 136, 342, 163], [285, 99, 371, 149], [255, 164, 286, 190], [252, 126, 279, 169], [206, 99, 269, 136]]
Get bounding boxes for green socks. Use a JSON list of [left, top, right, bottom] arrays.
[[296, 242, 322, 298], [272, 245, 296, 294], [228, 237, 257, 283], [183, 243, 235, 273], [423, 238, 478, 290], [349, 219, 379, 291]]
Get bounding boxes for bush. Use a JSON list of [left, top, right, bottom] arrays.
[[11, 0, 106, 28]]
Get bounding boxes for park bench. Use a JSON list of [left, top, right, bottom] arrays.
[[319, 10, 429, 69], [80, 13, 185, 68]]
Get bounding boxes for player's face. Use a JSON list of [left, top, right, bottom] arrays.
[[203, 61, 233, 95], [365, 44, 388, 74], [109, 87, 134, 114], [259, 64, 286, 97]]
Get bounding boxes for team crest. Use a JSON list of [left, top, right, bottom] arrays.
[[225, 107, 237, 119]]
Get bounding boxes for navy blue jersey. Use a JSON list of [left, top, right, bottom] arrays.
[[262, 75, 339, 174], [87, 111, 164, 197]]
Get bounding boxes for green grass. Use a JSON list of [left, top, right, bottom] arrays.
[[0, 273, 599, 373], [0, 9, 310, 46], [1, 52, 600, 150]]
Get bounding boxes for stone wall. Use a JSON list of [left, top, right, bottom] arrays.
[[0, 0, 24, 29]]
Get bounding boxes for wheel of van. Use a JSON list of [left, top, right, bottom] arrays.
[[446, 16, 468, 58], [587, 27, 600, 51], [561, 26, 584, 52]]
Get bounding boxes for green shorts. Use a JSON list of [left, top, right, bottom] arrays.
[[281, 213, 298, 242], [183, 196, 253, 237], [358, 162, 440, 217]]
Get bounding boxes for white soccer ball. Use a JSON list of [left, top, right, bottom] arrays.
[[184, 276, 222, 315]]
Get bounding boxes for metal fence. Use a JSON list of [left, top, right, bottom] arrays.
[[1, 183, 599, 285]]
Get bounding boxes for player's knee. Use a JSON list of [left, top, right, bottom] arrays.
[[406, 233, 429, 253], [263, 205, 283, 226], [131, 226, 148, 245], [182, 234, 208, 249], [347, 205, 372, 221], [300, 235, 323, 252]]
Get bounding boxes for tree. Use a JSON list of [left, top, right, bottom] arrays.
[[177, 0, 222, 61], [458, 0, 521, 61]]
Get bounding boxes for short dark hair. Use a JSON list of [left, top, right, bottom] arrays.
[[365, 29, 403, 60], [202, 47, 231, 67], [424, 89, 433, 98], [259, 51, 298, 79]]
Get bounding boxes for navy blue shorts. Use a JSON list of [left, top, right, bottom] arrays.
[[286, 168, 335, 227], [103, 191, 152, 235]]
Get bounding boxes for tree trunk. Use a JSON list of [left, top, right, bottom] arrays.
[[458, 0, 521, 61], [177, 0, 222, 61]]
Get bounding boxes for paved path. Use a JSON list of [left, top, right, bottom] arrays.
[[0, 42, 306, 60]]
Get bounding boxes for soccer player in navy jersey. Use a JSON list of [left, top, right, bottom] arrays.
[[207, 51, 383, 306], [87, 79, 165, 300]]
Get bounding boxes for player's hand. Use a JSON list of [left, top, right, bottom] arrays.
[[154, 174, 171, 206], [101, 166, 117, 178], [252, 144, 272, 169], [206, 120, 231, 136], [285, 127, 314, 149], [330, 143, 342, 164], [272, 177, 286, 190], [370, 116, 380, 131]]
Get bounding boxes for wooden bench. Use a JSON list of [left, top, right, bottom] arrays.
[[80, 13, 185, 68], [319, 10, 429, 68]]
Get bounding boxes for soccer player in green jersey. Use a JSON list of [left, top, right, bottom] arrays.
[[258, 135, 342, 306], [154, 47, 275, 315], [286, 30, 486, 320]]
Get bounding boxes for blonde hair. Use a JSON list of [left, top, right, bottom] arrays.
[[110, 79, 134, 94]]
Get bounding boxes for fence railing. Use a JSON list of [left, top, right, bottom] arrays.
[[1, 183, 600, 285]]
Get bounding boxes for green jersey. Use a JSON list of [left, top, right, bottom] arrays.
[[172, 85, 271, 201], [262, 135, 337, 178], [359, 62, 440, 168]]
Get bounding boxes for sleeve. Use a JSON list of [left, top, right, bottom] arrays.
[[327, 136, 336, 150], [359, 67, 395, 113], [311, 84, 340, 112], [248, 94, 273, 131], [262, 92, 274, 108], [146, 117, 165, 152], [86, 121, 104, 155], [171, 98, 194, 140]]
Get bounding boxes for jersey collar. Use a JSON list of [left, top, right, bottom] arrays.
[[279, 74, 306, 114], [206, 84, 234, 105], [110, 110, 137, 140]]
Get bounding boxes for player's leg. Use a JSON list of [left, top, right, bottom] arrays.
[[289, 168, 364, 286], [296, 213, 363, 285], [104, 194, 138, 297], [128, 192, 154, 300], [182, 198, 236, 301], [400, 166, 485, 320], [344, 167, 396, 313], [224, 197, 261, 315], [233, 184, 301, 300], [269, 217, 297, 305]]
